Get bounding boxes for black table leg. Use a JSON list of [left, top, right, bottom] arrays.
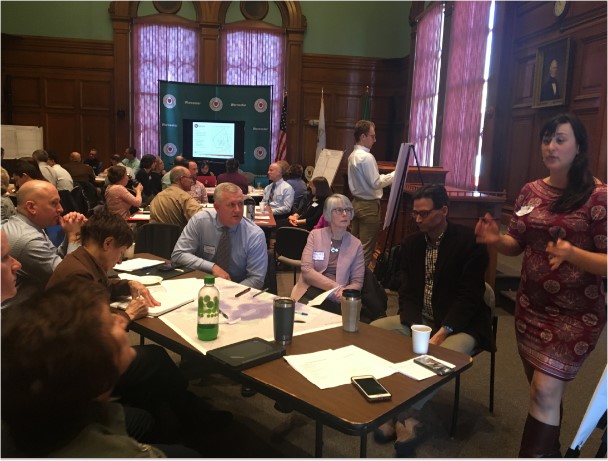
[[315, 420, 323, 457]]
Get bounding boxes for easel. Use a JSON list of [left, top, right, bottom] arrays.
[[374, 144, 424, 285]]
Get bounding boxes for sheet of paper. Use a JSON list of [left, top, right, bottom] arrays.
[[114, 258, 164, 272], [255, 215, 271, 220], [283, 345, 397, 389], [160, 277, 342, 354], [391, 355, 455, 381], [111, 278, 203, 317], [307, 286, 339, 307]]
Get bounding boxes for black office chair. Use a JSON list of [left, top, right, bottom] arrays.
[[134, 223, 182, 260], [274, 227, 310, 285], [450, 282, 498, 437]]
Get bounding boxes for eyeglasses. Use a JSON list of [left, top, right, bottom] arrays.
[[411, 209, 436, 219], [333, 207, 354, 215]]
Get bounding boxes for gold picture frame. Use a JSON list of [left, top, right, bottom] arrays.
[[532, 37, 572, 108]]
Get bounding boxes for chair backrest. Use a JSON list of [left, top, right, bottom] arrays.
[[274, 227, 310, 261], [134, 223, 182, 260], [198, 175, 217, 187], [484, 282, 496, 316]]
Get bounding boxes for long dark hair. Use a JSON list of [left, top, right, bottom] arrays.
[[540, 113, 595, 213]]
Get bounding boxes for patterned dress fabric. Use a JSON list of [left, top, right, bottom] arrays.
[[507, 179, 607, 380]]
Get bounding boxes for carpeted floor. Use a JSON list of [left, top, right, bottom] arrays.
[[134, 270, 607, 458]]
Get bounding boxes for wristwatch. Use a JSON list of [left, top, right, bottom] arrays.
[[443, 325, 454, 334]]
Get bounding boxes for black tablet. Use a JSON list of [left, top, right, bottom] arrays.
[[206, 337, 285, 370]]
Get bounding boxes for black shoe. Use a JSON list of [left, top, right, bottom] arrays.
[[394, 420, 426, 458], [241, 385, 257, 397]]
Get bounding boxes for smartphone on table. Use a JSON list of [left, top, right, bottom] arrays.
[[413, 355, 453, 376], [351, 375, 392, 402]]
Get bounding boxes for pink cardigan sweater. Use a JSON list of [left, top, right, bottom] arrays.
[[291, 226, 365, 302]]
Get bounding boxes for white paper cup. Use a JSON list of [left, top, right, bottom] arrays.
[[411, 324, 432, 354]]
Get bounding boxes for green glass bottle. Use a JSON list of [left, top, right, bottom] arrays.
[[197, 275, 219, 341]]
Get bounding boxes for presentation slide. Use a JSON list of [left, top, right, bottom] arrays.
[[192, 121, 236, 160]]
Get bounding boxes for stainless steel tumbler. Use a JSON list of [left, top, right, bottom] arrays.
[[273, 297, 295, 345], [340, 289, 362, 332]]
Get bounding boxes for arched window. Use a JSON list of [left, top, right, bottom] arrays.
[[220, 23, 285, 161], [132, 18, 199, 157]]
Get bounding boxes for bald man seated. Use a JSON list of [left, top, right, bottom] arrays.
[[149, 166, 201, 228], [1, 180, 87, 309], [62, 151, 96, 184]]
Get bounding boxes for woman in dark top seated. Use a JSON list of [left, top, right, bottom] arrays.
[[277, 176, 332, 231]]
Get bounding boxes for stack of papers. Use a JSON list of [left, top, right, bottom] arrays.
[[283, 345, 396, 389], [114, 258, 164, 272], [283, 346, 456, 389], [111, 278, 204, 317]]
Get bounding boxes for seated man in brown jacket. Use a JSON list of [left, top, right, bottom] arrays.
[[46, 210, 231, 447], [149, 166, 201, 228]]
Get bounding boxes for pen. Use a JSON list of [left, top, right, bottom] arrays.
[[294, 320, 306, 324], [235, 287, 251, 298], [252, 288, 269, 298], [297, 312, 309, 316], [220, 310, 229, 319]]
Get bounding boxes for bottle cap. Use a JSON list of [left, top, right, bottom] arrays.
[[204, 275, 215, 284]]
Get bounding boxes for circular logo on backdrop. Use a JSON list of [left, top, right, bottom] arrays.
[[163, 94, 177, 109], [209, 97, 223, 111], [163, 143, 177, 157], [254, 98, 268, 113], [254, 146, 267, 160]]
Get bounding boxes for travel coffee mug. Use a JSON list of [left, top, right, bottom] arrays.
[[340, 289, 362, 332], [273, 297, 295, 345]]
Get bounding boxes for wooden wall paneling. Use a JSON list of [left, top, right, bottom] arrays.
[[45, 79, 77, 109], [81, 115, 113, 162], [505, 114, 536, 205], [81, 80, 112, 111], [45, 113, 80, 158], [10, 76, 41, 108]]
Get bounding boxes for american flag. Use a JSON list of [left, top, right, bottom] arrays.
[[275, 94, 287, 161]]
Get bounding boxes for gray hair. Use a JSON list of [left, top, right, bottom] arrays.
[[323, 193, 354, 221], [32, 149, 49, 162], [214, 182, 242, 202], [170, 166, 188, 184]]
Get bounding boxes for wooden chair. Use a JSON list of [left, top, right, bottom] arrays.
[[450, 282, 498, 437]]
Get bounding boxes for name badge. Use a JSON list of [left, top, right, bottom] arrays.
[[515, 205, 534, 217], [204, 245, 216, 255], [312, 251, 325, 261]]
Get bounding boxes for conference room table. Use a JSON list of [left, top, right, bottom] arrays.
[[127, 203, 276, 228], [123, 254, 473, 457]]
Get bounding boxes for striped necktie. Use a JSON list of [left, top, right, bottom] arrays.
[[214, 226, 230, 272]]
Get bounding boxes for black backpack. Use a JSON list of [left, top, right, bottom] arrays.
[[374, 244, 402, 291]]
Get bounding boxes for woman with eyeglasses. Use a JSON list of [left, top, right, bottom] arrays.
[[291, 194, 365, 314]]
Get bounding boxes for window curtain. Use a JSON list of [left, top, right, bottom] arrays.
[[132, 23, 198, 157], [408, 2, 444, 167], [439, 1, 491, 189], [220, 27, 285, 161]]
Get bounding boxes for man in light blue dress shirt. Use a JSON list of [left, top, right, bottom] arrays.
[[171, 182, 267, 288], [261, 162, 294, 220]]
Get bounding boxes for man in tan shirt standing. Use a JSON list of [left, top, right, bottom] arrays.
[[149, 166, 201, 228]]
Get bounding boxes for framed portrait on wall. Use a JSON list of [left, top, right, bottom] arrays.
[[532, 37, 572, 108]]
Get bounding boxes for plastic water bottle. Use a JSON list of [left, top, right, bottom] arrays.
[[197, 275, 219, 341]]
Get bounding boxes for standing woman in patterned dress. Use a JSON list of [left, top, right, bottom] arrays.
[[475, 113, 607, 457]]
